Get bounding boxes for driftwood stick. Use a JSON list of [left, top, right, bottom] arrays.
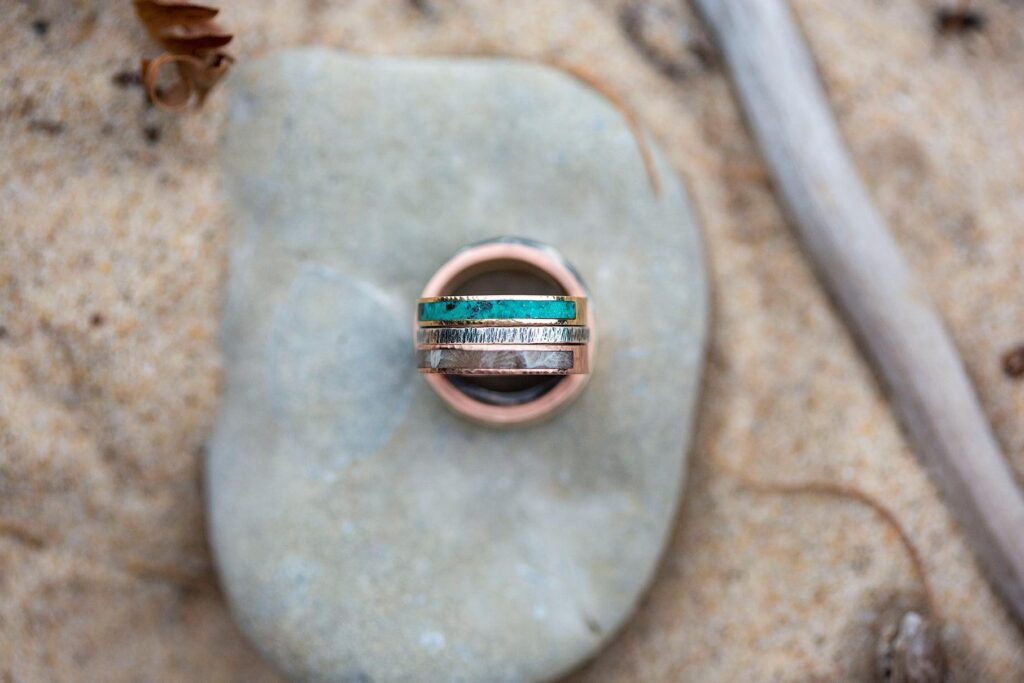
[[695, 0, 1024, 625]]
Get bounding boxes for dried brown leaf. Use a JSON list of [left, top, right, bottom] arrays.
[[156, 31, 233, 53], [133, 0, 219, 36], [141, 52, 234, 112], [133, 0, 233, 112]]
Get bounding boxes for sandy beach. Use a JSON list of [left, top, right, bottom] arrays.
[[2, 1, 1022, 679]]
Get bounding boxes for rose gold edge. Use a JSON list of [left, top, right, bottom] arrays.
[[417, 318, 586, 327], [418, 368, 581, 376], [417, 295, 585, 302], [417, 343, 584, 352]]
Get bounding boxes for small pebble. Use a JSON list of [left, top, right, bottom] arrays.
[[1002, 345, 1024, 379]]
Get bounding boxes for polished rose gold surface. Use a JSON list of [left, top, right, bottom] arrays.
[[417, 240, 595, 427]]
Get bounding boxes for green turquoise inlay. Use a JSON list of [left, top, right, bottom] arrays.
[[418, 299, 577, 322]]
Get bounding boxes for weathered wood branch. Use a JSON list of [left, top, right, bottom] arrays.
[[694, 0, 1024, 625]]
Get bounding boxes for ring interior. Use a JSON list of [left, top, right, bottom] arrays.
[[442, 259, 570, 405]]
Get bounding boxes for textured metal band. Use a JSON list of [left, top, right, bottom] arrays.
[[416, 325, 589, 346], [417, 295, 587, 327], [416, 343, 589, 375]]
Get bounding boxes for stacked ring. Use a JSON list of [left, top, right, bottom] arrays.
[[414, 295, 591, 376], [415, 237, 595, 426]]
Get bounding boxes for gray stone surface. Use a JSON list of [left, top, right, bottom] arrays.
[[208, 49, 707, 683]]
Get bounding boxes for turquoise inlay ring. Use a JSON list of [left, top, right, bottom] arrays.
[[417, 295, 587, 327]]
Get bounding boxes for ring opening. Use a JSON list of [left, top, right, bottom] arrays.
[[445, 261, 568, 402]]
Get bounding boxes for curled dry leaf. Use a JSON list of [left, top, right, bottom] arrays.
[[133, 0, 234, 112]]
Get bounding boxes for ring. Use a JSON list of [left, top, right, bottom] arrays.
[[414, 237, 595, 427], [417, 295, 587, 327], [416, 326, 590, 346], [416, 344, 589, 375]]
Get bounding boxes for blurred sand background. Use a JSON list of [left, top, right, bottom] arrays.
[[2, 0, 1023, 680]]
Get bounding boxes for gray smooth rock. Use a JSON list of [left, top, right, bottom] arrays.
[[208, 49, 707, 683]]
